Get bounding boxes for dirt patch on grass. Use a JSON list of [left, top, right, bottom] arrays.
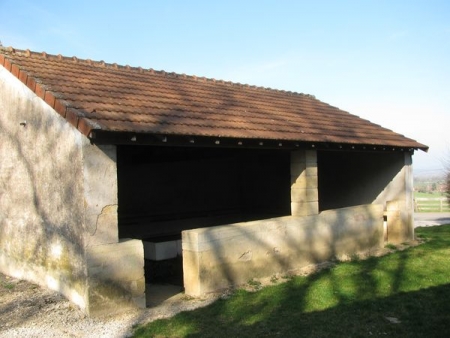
[[0, 273, 216, 337]]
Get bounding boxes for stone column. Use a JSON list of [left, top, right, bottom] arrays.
[[82, 143, 145, 315], [290, 150, 319, 216], [404, 152, 414, 235], [83, 144, 119, 246], [386, 152, 414, 244]]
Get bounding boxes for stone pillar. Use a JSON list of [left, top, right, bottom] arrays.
[[82, 143, 146, 315], [386, 152, 414, 244], [404, 152, 414, 236], [290, 150, 319, 216], [83, 144, 119, 246]]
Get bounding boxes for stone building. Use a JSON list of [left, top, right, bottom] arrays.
[[0, 47, 428, 316]]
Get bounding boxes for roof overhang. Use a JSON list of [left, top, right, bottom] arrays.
[[89, 130, 424, 153]]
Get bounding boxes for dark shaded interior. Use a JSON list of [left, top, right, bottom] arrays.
[[117, 145, 291, 240], [318, 150, 405, 211]]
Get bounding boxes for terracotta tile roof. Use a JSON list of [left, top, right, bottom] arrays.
[[0, 47, 428, 151]]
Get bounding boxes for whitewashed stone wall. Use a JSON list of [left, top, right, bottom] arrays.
[[0, 65, 145, 316]]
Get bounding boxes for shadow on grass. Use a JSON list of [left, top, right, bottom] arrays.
[[134, 225, 450, 338], [134, 283, 450, 338], [176, 284, 450, 338]]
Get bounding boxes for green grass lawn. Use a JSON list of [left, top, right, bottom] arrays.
[[414, 191, 446, 198], [133, 225, 450, 337], [414, 192, 449, 212]]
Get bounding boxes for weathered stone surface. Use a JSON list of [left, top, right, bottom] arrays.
[[0, 66, 87, 310], [0, 66, 144, 316], [290, 150, 319, 216], [386, 200, 413, 244], [183, 204, 384, 296], [291, 201, 319, 216], [372, 153, 414, 243], [86, 239, 145, 316], [83, 144, 118, 247], [291, 188, 318, 203]]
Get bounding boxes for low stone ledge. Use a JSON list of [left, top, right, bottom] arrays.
[[86, 239, 145, 316], [182, 204, 384, 296]]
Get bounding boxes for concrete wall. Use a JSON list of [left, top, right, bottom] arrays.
[[183, 204, 384, 296], [0, 66, 145, 315]]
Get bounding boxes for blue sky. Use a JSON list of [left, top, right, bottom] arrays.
[[1, 0, 449, 175]]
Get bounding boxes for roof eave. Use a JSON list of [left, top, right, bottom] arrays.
[[88, 129, 427, 153]]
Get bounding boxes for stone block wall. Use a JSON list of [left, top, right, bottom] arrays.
[[373, 152, 414, 243], [386, 200, 413, 244], [291, 150, 318, 216], [86, 239, 145, 316], [183, 204, 384, 296]]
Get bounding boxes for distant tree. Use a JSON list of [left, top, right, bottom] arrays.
[[432, 182, 437, 192]]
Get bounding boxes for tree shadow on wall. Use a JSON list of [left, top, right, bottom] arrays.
[[0, 109, 87, 325], [136, 227, 450, 337]]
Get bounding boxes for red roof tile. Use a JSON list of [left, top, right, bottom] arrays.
[[0, 47, 428, 151]]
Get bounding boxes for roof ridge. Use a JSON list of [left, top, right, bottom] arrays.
[[0, 46, 320, 100]]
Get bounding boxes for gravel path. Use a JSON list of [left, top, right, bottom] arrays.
[[0, 273, 217, 338], [414, 212, 450, 227]]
